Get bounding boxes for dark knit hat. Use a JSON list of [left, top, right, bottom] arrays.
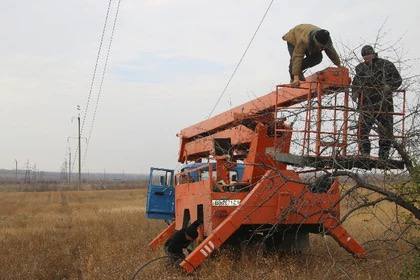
[[185, 226, 198, 239], [361, 45, 376, 56], [314, 29, 330, 45]]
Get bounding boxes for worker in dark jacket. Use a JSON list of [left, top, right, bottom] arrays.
[[164, 220, 202, 264], [352, 45, 402, 160], [283, 24, 341, 87]]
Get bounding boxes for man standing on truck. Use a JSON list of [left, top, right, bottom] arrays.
[[283, 24, 341, 87], [164, 220, 202, 265], [352, 45, 402, 160]]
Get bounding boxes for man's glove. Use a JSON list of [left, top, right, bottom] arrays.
[[352, 92, 361, 110], [351, 90, 360, 103]]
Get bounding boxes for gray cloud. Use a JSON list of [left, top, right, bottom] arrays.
[[1, 0, 418, 173]]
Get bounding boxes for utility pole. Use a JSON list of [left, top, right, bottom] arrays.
[[68, 150, 71, 184], [77, 105, 81, 190], [67, 116, 86, 189]]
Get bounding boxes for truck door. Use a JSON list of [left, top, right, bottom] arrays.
[[146, 167, 175, 220]]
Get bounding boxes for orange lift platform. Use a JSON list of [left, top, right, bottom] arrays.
[[148, 67, 406, 273]]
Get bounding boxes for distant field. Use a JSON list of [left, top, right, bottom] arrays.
[[0, 181, 146, 192], [0, 187, 417, 279]]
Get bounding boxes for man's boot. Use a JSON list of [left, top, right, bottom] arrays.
[[299, 72, 306, 81], [289, 70, 294, 83]]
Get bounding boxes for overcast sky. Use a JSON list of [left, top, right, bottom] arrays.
[[1, 0, 419, 173]]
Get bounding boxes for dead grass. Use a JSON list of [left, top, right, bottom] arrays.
[[0, 181, 146, 192], [0, 188, 417, 279]]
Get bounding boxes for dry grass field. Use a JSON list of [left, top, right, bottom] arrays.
[[0, 187, 418, 279]]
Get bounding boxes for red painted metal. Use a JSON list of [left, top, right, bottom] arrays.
[[315, 82, 323, 156], [181, 125, 255, 162], [179, 67, 350, 139], [178, 67, 351, 162], [180, 169, 365, 272], [148, 67, 387, 273], [343, 88, 349, 156]]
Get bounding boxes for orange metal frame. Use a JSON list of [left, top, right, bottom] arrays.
[[274, 83, 406, 159], [178, 67, 351, 162], [149, 67, 370, 273]]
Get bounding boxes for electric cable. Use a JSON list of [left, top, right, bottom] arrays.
[[71, 0, 113, 169], [207, 0, 275, 118], [130, 256, 169, 280], [83, 0, 122, 164], [81, 0, 113, 136]]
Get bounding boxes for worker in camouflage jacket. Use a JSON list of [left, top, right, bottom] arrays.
[[352, 45, 402, 160], [282, 24, 341, 87]]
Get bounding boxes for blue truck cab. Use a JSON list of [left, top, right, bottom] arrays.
[[146, 163, 244, 220]]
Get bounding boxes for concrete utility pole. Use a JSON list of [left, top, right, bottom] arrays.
[[67, 107, 87, 190], [68, 150, 71, 184], [77, 105, 81, 190]]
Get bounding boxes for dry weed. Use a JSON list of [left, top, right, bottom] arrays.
[[0, 188, 417, 279]]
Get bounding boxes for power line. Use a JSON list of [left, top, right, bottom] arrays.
[[83, 0, 122, 164], [207, 0, 275, 118], [81, 0, 113, 136], [70, 0, 121, 171], [72, 0, 113, 170]]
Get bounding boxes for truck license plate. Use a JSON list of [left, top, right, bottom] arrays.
[[211, 199, 241, 207]]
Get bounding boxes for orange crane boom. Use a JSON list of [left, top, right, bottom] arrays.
[[178, 67, 350, 162]]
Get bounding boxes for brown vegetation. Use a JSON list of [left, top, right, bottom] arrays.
[[0, 187, 417, 279], [0, 181, 146, 192]]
